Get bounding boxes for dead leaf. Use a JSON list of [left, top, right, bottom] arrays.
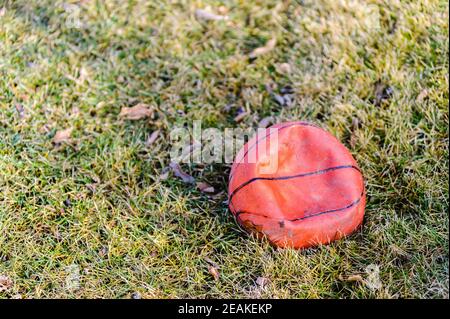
[[197, 182, 215, 193], [145, 130, 160, 147], [339, 274, 364, 283], [256, 276, 270, 288], [249, 38, 277, 59], [416, 89, 429, 103], [208, 265, 220, 281], [169, 162, 195, 184], [119, 103, 153, 120], [53, 128, 73, 145], [0, 274, 13, 292], [195, 9, 229, 21], [258, 116, 273, 128]]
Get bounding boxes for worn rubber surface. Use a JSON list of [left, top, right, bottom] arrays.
[[228, 121, 366, 249]]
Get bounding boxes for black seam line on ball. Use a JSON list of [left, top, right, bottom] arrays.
[[229, 164, 361, 205], [228, 122, 319, 183], [234, 190, 364, 223]]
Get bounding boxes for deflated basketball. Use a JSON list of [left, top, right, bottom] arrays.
[[228, 121, 365, 249]]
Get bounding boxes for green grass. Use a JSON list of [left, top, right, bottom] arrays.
[[0, 0, 448, 298]]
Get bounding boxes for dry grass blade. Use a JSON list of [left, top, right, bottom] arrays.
[[249, 38, 277, 58], [195, 9, 229, 21]]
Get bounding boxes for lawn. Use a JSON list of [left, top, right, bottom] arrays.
[[0, 0, 448, 298]]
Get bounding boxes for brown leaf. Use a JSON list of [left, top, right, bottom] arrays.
[[169, 162, 195, 184], [208, 265, 220, 281], [197, 182, 215, 193], [119, 103, 153, 120], [145, 130, 160, 147], [0, 274, 13, 292], [195, 9, 229, 21], [338, 274, 364, 283], [249, 38, 277, 59], [53, 128, 73, 145]]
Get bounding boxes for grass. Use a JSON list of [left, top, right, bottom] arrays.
[[0, 0, 448, 298]]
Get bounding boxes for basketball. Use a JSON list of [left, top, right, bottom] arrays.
[[228, 121, 366, 249]]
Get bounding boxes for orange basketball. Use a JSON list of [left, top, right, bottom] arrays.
[[228, 121, 365, 249]]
